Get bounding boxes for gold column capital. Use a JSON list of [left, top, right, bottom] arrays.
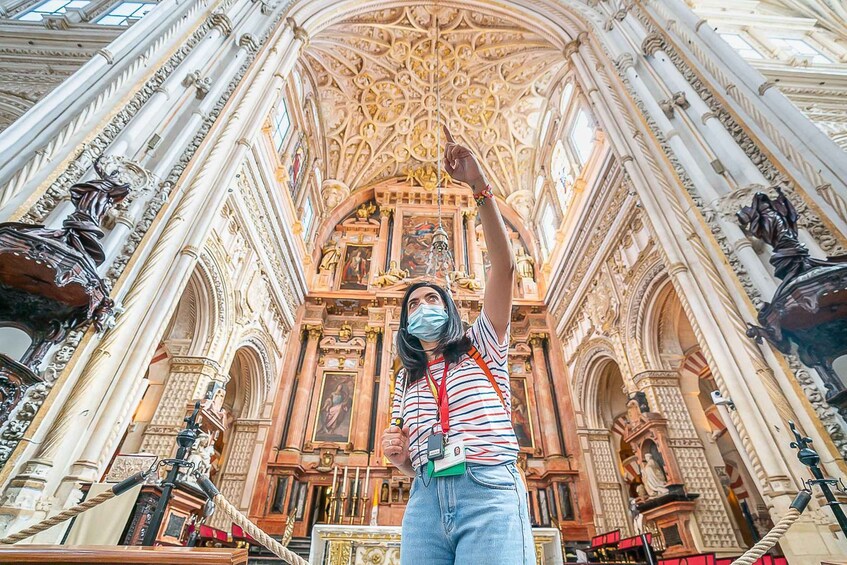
[[365, 325, 383, 343], [304, 323, 323, 340], [528, 332, 549, 348], [462, 208, 477, 220], [379, 206, 395, 219]]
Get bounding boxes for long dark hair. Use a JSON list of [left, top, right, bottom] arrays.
[[396, 282, 471, 383]]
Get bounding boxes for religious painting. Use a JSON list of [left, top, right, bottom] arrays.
[[510, 378, 534, 449], [400, 215, 454, 278], [339, 245, 372, 290], [313, 372, 355, 443]]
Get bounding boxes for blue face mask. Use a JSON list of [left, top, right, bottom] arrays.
[[407, 304, 448, 342]]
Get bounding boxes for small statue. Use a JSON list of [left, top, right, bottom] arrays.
[[338, 323, 353, 342], [514, 244, 535, 281], [373, 260, 409, 287], [356, 201, 377, 222], [184, 432, 214, 483], [449, 270, 482, 291], [319, 241, 340, 273], [737, 185, 831, 283], [641, 453, 669, 497], [10, 158, 130, 266], [630, 391, 650, 413]]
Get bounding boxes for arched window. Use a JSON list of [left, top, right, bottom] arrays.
[[271, 98, 292, 153], [570, 108, 595, 166], [302, 198, 314, 238], [559, 82, 574, 115], [551, 140, 570, 193], [539, 203, 559, 258]]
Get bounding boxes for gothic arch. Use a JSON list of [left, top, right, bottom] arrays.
[[225, 340, 273, 420], [624, 259, 666, 362], [572, 338, 618, 429], [197, 246, 234, 359], [164, 264, 218, 357]]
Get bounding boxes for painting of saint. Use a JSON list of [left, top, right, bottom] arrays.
[[400, 215, 454, 278], [510, 378, 534, 449], [314, 373, 355, 443], [339, 245, 372, 290]]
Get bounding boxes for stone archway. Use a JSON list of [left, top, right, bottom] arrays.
[[575, 349, 633, 537], [210, 341, 275, 527]]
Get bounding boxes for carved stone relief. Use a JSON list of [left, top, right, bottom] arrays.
[[303, 6, 567, 193]]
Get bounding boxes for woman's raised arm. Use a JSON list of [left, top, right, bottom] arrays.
[[443, 126, 515, 341]]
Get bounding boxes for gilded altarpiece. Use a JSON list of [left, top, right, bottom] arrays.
[[253, 179, 594, 541]]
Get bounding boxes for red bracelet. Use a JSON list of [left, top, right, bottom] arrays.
[[473, 184, 493, 206]]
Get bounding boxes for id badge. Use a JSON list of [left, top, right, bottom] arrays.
[[427, 432, 445, 461], [431, 437, 466, 477]]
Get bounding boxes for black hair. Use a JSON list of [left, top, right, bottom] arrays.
[[396, 282, 471, 384]]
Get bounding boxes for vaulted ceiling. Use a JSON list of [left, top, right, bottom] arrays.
[[302, 6, 569, 196]]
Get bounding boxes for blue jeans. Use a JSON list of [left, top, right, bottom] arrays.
[[401, 462, 536, 565]]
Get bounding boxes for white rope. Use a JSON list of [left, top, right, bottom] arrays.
[[731, 508, 802, 565], [213, 493, 311, 565]]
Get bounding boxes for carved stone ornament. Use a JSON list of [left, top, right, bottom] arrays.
[[303, 6, 567, 195]]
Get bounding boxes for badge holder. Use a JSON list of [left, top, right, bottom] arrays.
[[427, 433, 466, 478]]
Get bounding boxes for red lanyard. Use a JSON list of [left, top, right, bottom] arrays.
[[425, 362, 450, 434]]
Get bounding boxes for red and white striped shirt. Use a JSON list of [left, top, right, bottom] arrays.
[[392, 309, 518, 470]]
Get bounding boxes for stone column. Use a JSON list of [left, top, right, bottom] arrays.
[[634, 370, 743, 553], [529, 333, 563, 458], [284, 324, 322, 451], [372, 206, 393, 271], [209, 418, 264, 529], [581, 429, 631, 536], [137, 357, 224, 461], [351, 326, 382, 455]]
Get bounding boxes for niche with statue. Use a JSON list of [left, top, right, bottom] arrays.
[[622, 393, 700, 557]]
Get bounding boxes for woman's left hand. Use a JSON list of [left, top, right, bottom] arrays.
[[443, 126, 487, 191]]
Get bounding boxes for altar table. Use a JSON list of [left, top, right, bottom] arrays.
[[309, 525, 563, 565]]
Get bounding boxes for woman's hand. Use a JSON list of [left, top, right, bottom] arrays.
[[443, 126, 487, 192], [382, 425, 412, 470]]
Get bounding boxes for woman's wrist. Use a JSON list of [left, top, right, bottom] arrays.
[[469, 176, 489, 193]]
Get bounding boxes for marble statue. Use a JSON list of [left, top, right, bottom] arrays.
[[373, 260, 409, 287], [641, 453, 669, 497], [449, 270, 482, 291], [184, 432, 214, 483], [319, 241, 341, 273], [515, 244, 535, 281]]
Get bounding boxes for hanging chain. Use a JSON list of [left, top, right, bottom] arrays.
[[435, 14, 443, 227]]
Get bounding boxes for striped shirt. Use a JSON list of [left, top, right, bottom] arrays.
[[391, 309, 518, 470]]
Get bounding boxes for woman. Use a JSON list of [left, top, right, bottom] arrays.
[[381, 127, 534, 564]]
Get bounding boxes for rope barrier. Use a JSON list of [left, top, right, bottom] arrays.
[[211, 492, 310, 565], [731, 490, 811, 565], [0, 471, 147, 545]]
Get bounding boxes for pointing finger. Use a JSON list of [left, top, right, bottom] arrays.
[[443, 124, 455, 144]]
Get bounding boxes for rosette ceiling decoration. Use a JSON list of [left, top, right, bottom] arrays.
[[303, 5, 570, 195]]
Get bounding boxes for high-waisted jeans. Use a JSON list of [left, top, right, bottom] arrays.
[[400, 462, 536, 565]]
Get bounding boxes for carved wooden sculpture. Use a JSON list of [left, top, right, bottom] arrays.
[[0, 158, 128, 427], [739, 184, 847, 411]]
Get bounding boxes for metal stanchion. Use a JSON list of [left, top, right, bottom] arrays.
[[142, 402, 201, 545]]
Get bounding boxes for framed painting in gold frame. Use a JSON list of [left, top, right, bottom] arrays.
[[510, 377, 535, 450], [312, 372, 356, 444]]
